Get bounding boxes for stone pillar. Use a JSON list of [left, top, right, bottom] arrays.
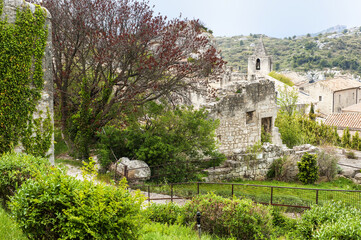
[[2, 0, 54, 164]]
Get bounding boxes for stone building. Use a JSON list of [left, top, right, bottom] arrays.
[[3, 0, 54, 163], [304, 77, 361, 115], [247, 37, 272, 80], [191, 38, 281, 156]]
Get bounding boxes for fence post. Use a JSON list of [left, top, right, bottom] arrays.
[[148, 186, 150, 203], [231, 184, 234, 197], [124, 165, 128, 179], [316, 190, 319, 205], [270, 187, 273, 205], [197, 182, 200, 195], [171, 184, 173, 203]]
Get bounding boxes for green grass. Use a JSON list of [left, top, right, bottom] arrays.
[[140, 222, 232, 240], [54, 128, 69, 156], [55, 158, 83, 168], [0, 207, 27, 240], [135, 177, 361, 210]]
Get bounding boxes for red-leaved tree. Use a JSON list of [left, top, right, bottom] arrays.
[[35, 0, 224, 158]]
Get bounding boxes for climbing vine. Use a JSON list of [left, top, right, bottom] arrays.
[[0, 3, 52, 157]]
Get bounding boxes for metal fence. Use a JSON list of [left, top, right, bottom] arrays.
[[133, 182, 361, 209]]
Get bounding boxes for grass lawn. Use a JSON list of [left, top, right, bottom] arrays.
[[0, 207, 27, 240], [134, 177, 361, 210], [140, 222, 231, 240]]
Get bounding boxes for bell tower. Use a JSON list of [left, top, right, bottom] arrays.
[[247, 36, 272, 79]]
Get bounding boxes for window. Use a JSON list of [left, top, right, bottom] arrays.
[[256, 59, 260, 70], [319, 96, 322, 101], [246, 111, 255, 124]]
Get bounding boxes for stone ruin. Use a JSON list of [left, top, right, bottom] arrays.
[[3, 0, 54, 163]]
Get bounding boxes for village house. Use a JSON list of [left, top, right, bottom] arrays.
[[304, 77, 361, 116]]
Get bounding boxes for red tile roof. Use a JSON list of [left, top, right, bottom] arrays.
[[324, 113, 361, 130]]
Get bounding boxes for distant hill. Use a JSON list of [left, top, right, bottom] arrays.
[[215, 26, 361, 75], [310, 25, 347, 37]]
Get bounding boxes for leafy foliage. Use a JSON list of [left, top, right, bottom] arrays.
[[297, 201, 361, 239], [9, 170, 145, 240], [36, 0, 224, 159], [143, 203, 185, 225], [183, 193, 273, 240], [317, 149, 338, 181], [342, 127, 351, 148], [0, 152, 49, 208], [297, 153, 319, 184], [97, 101, 225, 182], [269, 71, 294, 86], [0, 4, 52, 156]]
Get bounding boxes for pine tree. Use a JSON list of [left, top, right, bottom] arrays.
[[342, 127, 351, 148]]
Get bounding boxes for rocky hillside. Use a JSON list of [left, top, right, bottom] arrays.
[[215, 26, 361, 75]]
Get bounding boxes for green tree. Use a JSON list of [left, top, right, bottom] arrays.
[[342, 127, 351, 148], [276, 85, 298, 116], [37, 0, 224, 159], [97, 101, 225, 182], [351, 131, 360, 150], [297, 152, 319, 184], [309, 103, 316, 121]]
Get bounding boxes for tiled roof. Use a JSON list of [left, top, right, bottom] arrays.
[[318, 78, 361, 92], [342, 103, 361, 113], [324, 113, 361, 130]]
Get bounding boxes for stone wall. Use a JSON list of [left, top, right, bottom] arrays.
[[205, 79, 277, 155], [205, 143, 319, 182], [3, 0, 54, 163]]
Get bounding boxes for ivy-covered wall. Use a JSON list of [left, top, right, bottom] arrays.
[[0, 0, 54, 163]]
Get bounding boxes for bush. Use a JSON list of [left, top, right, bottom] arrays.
[[297, 152, 319, 184], [317, 149, 338, 181], [297, 201, 361, 239], [183, 193, 273, 239], [143, 202, 185, 225], [267, 156, 297, 181], [346, 150, 357, 159], [9, 170, 145, 240], [0, 152, 49, 208]]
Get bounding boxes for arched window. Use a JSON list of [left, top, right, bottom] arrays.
[[256, 58, 261, 70]]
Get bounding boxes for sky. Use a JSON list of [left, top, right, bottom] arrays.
[[147, 0, 361, 38]]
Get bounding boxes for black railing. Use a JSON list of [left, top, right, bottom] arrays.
[[133, 182, 361, 210]]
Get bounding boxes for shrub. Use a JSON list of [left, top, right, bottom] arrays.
[[317, 149, 338, 181], [0, 152, 49, 208], [346, 150, 357, 159], [143, 202, 185, 225], [297, 201, 361, 239], [267, 156, 297, 181], [183, 193, 273, 240], [9, 170, 145, 240], [269, 71, 294, 86], [342, 127, 351, 148], [297, 152, 319, 184]]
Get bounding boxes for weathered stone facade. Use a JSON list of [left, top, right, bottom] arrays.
[[205, 143, 319, 182], [247, 37, 272, 80], [3, 0, 54, 163], [205, 79, 277, 155]]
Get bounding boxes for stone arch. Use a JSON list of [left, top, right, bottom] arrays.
[[256, 58, 261, 70]]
